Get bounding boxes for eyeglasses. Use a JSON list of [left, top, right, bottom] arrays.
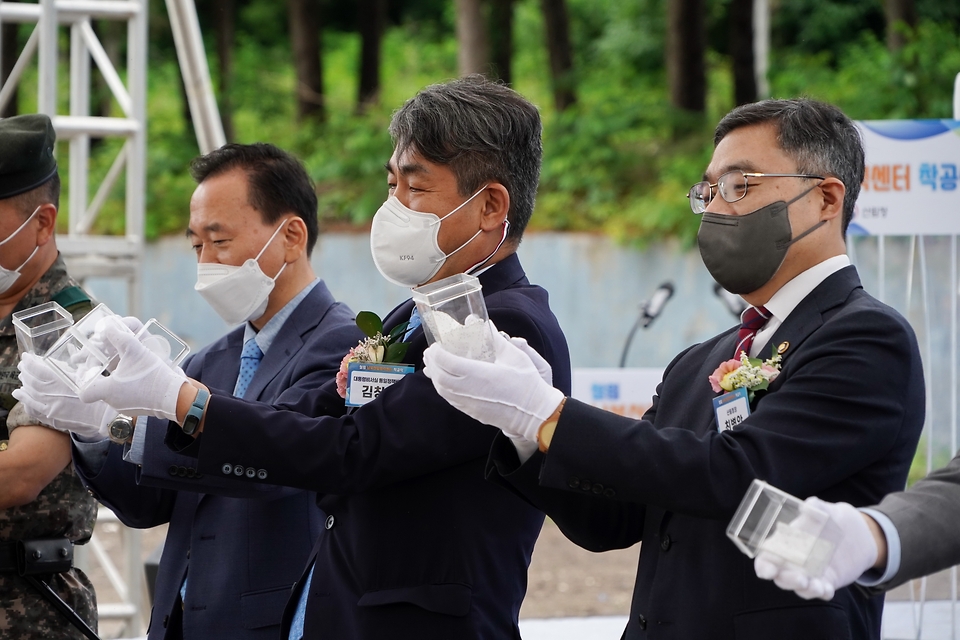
[[687, 170, 825, 214]]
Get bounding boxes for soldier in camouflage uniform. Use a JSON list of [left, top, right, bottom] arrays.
[[0, 115, 98, 639]]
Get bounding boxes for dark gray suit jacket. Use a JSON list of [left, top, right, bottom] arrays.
[[871, 452, 960, 590], [488, 266, 925, 640], [75, 281, 362, 640]]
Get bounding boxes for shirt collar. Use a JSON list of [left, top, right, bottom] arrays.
[[759, 254, 851, 324], [243, 278, 320, 354]]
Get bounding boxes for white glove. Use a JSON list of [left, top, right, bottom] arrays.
[[77, 319, 187, 422], [13, 353, 115, 439], [506, 335, 552, 385], [754, 497, 879, 600], [422, 327, 564, 443]]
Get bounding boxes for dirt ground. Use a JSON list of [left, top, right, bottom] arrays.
[[87, 513, 950, 638]]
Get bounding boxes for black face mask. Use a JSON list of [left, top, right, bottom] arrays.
[[697, 187, 824, 295]]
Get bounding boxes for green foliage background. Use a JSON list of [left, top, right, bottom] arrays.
[[11, 0, 960, 244]]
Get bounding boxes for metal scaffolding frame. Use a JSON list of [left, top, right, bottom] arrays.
[[0, 0, 225, 634]]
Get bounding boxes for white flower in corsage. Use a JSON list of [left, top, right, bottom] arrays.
[[336, 311, 410, 399], [709, 350, 782, 401]]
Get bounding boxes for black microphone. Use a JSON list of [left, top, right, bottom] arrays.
[[641, 282, 675, 328], [619, 282, 676, 367], [713, 282, 748, 319]]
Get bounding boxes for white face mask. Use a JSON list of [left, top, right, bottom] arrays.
[[0, 206, 41, 296], [194, 219, 289, 325], [370, 186, 507, 288]]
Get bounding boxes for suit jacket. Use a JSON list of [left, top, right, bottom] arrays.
[[871, 451, 960, 590], [75, 281, 362, 640], [180, 254, 571, 640], [488, 266, 925, 640]]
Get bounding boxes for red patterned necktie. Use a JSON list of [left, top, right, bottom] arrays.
[[734, 306, 770, 359]]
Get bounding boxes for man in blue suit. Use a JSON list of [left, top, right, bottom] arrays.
[[55, 144, 361, 639], [37, 77, 572, 640], [421, 99, 925, 639]]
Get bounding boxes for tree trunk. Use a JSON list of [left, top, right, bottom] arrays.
[[214, 0, 236, 141], [540, 0, 575, 111], [666, 0, 706, 114], [288, 0, 324, 122], [356, 0, 386, 111], [885, 0, 916, 51], [729, 0, 756, 106], [455, 0, 490, 76], [488, 0, 514, 84], [1, 20, 19, 118]]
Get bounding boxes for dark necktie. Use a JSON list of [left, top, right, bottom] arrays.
[[734, 306, 770, 359]]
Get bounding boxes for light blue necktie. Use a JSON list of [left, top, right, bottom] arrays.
[[403, 306, 422, 342], [181, 336, 264, 606], [234, 337, 264, 399], [288, 564, 315, 640]]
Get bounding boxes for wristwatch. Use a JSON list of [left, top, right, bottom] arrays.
[[180, 388, 210, 436], [108, 414, 135, 445]]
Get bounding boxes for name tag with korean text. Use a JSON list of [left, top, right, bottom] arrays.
[[345, 362, 415, 407], [712, 387, 750, 432]]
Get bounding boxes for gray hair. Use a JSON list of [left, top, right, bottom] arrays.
[[389, 75, 543, 242], [714, 98, 864, 236]]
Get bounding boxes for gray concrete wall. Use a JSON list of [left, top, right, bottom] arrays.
[[79, 232, 739, 369]]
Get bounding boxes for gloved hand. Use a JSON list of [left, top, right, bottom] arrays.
[[754, 497, 880, 600], [13, 354, 115, 439], [505, 335, 552, 385], [77, 318, 187, 422], [422, 326, 564, 443]]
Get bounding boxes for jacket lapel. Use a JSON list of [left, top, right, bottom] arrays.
[[244, 281, 338, 401], [381, 254, 529, 365], [764, 265, 861, 369]]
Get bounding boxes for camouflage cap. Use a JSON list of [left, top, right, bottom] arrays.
[[0, 114, 57, 200]]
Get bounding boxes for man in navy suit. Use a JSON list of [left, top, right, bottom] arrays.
[[52, 144, 361, 639], [422, 99, 925, 639], [41, 76, 572, 640]]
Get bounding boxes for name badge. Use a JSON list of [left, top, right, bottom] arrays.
[[345, 362, 415, 407], [712, 387, 750, 432]]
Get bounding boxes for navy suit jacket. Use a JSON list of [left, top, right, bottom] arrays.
[[177, 254, 571, 640], [488, 266, 925, 640], [75, 281, 362, 640]]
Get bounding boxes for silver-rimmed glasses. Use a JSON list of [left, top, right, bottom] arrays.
[[687, 170, 825, 214]]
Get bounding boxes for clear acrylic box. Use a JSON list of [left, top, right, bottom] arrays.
[[42, 304, 190, 393], [727, 479, 841, 578], [12, 301, 74, 357], [412, 273, 495, 362], [137, 318, 190, 366]]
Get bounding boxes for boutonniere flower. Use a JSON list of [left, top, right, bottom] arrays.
[[336, 311, 410, 398], [709, 350, 782, 401]]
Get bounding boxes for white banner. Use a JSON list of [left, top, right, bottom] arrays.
[[571, 368, 663, 419], [850, 120, 960, 236]]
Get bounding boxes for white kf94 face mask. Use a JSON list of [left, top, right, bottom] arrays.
[[194, 219, 289, 325], [369, 186, 509, 288], [0, 206, 41, 296]]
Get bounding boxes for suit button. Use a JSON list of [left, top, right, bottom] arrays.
[[638, 614, 647, 630], [567, 477, 580, 489], [186, 468, 196, 478], [233, 465, 244, 476], [163, 614, 169, 628], [245, 467, 256, 478], [325, 515, 335, 530], [661, 535, 672, 551], [603, 488, 616, 498], [257, 469, 268, 480], [580, 480, 592, 492], [591, 483, 604, 495], [221, 463, 232, 475], [177, 466, 188, 477], [169, 465, 178, 476]]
